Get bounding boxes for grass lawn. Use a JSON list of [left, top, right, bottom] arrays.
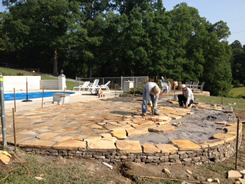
[[195, 95, 245, 120], [229, 87, 245, 98]]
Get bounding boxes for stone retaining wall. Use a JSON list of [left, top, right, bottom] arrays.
[[19, 125, 242, 165]]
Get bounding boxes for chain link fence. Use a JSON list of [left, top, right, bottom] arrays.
[[75, 76, 149, 92]]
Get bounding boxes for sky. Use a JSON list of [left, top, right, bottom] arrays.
[[0, 0, 245, 45]]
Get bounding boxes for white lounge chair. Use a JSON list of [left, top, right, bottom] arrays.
[[161, 76, 171, 94], [100, 81, 111, 91], [88, 79, 101, 94], [73, 81, 90, 91]]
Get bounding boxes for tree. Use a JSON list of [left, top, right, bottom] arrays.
[[230, 40, 245, 86]]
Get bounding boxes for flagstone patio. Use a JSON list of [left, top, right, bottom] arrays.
[[0, 95, 242, 165]]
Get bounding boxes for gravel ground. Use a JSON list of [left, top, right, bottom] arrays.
[[128, 99, 236, 144]]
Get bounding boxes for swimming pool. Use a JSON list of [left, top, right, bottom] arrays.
[[4, 91, 76, 101]]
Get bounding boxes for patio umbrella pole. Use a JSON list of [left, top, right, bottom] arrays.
[[22, 77, 32, 102]]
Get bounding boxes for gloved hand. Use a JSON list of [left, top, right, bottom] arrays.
[[150, 104, 154, 112]]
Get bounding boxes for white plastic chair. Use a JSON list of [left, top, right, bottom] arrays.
[[73, 81, 90, 91], [100, 81, 111, 91], [88, 79, 100, 94]]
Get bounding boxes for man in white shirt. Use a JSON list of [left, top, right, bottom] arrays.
[[142, 82, 160, 116], [178, 84, 194, 108]]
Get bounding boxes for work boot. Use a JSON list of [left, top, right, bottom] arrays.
[[154, 112, 160, 116], [142, 113, 146, 116]]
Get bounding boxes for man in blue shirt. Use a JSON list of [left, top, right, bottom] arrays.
[[142, 82, 160, 116]]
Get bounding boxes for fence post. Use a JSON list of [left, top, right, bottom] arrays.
[[0, 75, 7, 149], [121, 76, 123, 93]]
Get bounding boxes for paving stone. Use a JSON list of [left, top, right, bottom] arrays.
[[35, 132, 59, 140], [19, 139, 56, 149], [101, 137, 117, 142], [84, 136, 102, 142], [228, 170, 242, 179], [133, 120, 153, 125], [166, 114, 182, 120], [16, 130, 37, 135], [156, 116, 170, 121], [53, 140, 86, 150], [127, 128, 149, 137], [148, 125, 175, 133], [0, 153, 11, 164], [156, 144, 178, 153], [87, 140, 116, 151], [171, 140, 201, 151], [7, 135, 34, 144], [100, 133, 112, 139], [215, 121, 228, 125], [111, 129, 127, 139], [116, 140, 142, 154], [52, 135, 73, 142], [240, 170, 245, 175], [142, 143, 161, 153], [73, 134, 89, 140], [213, 133, 236, 142], [198, 139, 225, 148], [239, 178, 245, 184]]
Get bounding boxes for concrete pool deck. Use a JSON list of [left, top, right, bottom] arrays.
[[1, 90, 241, 165]]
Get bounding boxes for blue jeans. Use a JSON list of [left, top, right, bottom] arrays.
[[142, 89, 158, 114]]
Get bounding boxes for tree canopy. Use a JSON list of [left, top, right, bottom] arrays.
[[0, 0, 236, 95]]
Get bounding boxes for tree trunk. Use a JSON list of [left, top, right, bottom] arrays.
[[53, 48, 58, 76]]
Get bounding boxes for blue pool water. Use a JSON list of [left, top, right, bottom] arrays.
[[4, 91, 75, 101]]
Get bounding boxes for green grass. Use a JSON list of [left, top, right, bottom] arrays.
[[229, 87, 245, 98], [66, 80, 76, 90], [0, 67, 58, 80], [195, 95, 245, 109], [0, 67, 34, 76]]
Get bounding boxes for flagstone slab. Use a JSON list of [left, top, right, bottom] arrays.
[[156, 116, 170, 121], [7, 135, 34, 144], [224, 126, 237, 135], [100, 133, 112, 139], [53, 140, 86, 150], [171, 140, 201, 151], [198, 139, 225, 148], [212, 133, 236, 142], [156, 144, 178, 153], [165, 114, 182, 120], [148, 125, 175, 133], [87, 140, 116, 151], [16, 130, 37, 135], [36, 133, 59, 140], [215, 121, 228, 125], [19, 139, 56, 149], [84, 136, 102, 142], [52, 135, 73, 142], [73, 134, 90, 140], [116, 140, 142, 153], [111, 129, 127, 139], [0, 153, 11, 164], [142, 143, 161, 153], [127, 128, 149, 137]]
